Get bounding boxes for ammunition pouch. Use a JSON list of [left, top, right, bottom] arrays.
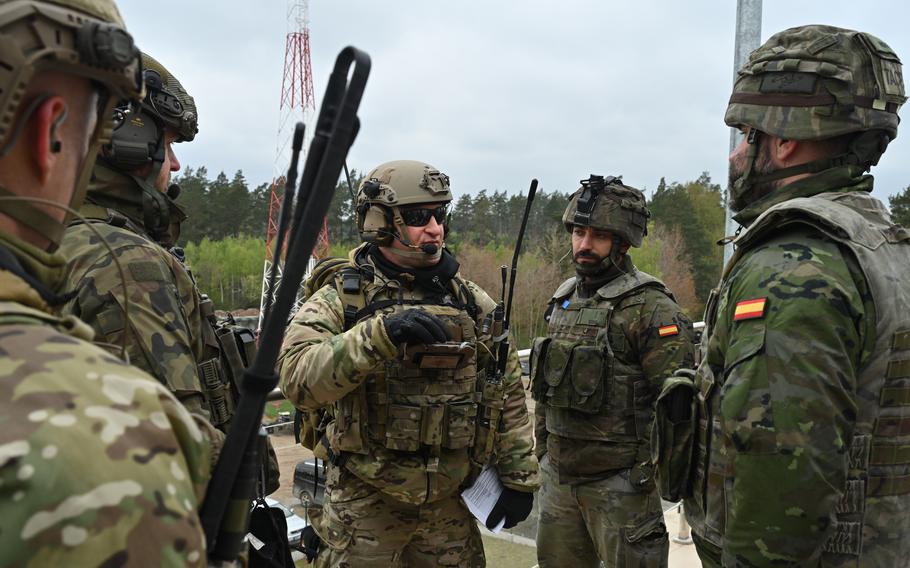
[[652, 372, 697, 502], [531, 337, 609, 414]]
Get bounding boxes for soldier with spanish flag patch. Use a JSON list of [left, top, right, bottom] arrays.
[[671, 25, 910, 567], [529, 175, 694, 568]]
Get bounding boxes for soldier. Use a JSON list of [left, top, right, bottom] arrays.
[[530, 175, 694, 568], [279, 160, 539, 567], [678, 25, 910, 566], [58, 53, 278, 493], [0, 0, 210, 565]]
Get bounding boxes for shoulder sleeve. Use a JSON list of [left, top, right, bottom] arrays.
[[715, 228, 867, 566], [62, 226, 207, 415], [278, 283, 397, 409], [622, 286, 696, 389]]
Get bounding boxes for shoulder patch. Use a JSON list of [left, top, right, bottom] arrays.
[[733, 298, 767, 321], [128, 261, 167, 282], [657, 324, 679, 337]]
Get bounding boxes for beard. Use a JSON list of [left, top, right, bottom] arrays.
[[573, 250, 609, 276], [728, 138, 784, 213]]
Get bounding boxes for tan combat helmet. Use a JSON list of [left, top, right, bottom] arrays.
[[0, 0, 143, 249], [356, 160, 451, 254], [562, 175, 650, 248], [726, 25, 906, 210]]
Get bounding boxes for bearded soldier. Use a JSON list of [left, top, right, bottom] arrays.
[[675, 25, 910, 567], [530, 175, 694, 568], [59, 53, 278, 492], [279, 160, 539, 567], [0, 0, 210, 564]]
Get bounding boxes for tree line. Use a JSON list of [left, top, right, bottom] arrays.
[[172, 165, 910, 337]]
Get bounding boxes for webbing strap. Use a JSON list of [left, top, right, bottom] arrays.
[[868, 473, 910, 497], [880, 386, 910, 407], [886, 359, 910, 380], [875, 416, 910, 437], [730, 92, 901, 112], [893, 330, 910, 350], [835, 479, 865, 514], [870, 443, 910, 466]]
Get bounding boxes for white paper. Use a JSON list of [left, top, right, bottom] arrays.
[[461, 464, 506, 533]]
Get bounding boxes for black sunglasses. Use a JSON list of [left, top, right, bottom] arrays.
[[400, 205, 447, 227]]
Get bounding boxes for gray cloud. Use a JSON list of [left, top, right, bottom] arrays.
[[121, 0, 910, 203]]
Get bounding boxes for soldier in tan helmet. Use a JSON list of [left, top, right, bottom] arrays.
[[0, 0, 211, 565], [279, 160, 539, 567]]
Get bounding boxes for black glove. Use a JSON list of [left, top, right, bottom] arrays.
[[383, 310, 451, 345], [485, 487, 534, 530], [300, 525, 320, 563]]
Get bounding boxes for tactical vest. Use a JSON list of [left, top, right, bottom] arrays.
[[530, 271, 670, 461], [314, 260, 503, 473], [693, 191, 910, 564]]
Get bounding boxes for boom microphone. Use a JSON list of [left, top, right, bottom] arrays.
[[420, 243, 438, 254]]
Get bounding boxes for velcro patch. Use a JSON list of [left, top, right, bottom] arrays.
[[760, 72, 817, 94], [734, 298, 767, 321], [657, 324, 679, 337]]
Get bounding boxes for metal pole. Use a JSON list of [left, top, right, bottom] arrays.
[[723, 0, 762, 265]]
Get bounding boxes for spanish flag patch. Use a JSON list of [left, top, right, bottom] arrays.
[[733, 298, 767, 321], [658, 324, 679, 337]]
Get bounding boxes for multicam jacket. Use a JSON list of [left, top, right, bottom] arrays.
[[279, 244, 539, 506], [58, 165, 278, 492], [0, 231, 210, 566], [531, 259, 694, 485], [685, 166, 910, 567]]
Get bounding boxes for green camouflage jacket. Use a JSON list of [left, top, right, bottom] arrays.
[[279, 245, 539, 504], [532, 258, 695, 485], [0, 231, 210, 567], [685, 166, 910, 566]]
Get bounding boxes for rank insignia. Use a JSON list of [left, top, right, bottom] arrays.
[[733, 298, 767, 321], [658, 324, 679, 337]]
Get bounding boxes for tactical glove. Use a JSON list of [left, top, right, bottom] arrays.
[[300, 525, 320, 563], [485, 487, 534, 530], [383, 310, 452, 346]]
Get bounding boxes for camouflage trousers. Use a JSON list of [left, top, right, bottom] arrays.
[[308, 463, 485, 567], [536, 456, 668, 568]]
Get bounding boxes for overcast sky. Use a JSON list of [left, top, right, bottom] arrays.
[[120, 1, 910, 204]]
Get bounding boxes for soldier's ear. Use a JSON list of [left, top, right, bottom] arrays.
[[29, 95, 68, 183], [772, 137, 800, 166]]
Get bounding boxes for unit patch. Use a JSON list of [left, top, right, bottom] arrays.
[[733, 298, 767, 321]]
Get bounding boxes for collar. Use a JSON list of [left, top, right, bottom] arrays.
[[0, 231, 70, 311], [85, 162, 147, 230], [733, 165, 874, 227], [360, 243, 461, 293]]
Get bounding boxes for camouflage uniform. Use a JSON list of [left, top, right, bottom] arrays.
[[59, 59, 277, 489], [280, 161, 537, 567], [531, 177, 694, 568], [673, 26, 910, 567]]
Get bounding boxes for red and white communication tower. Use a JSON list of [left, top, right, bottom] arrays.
[[259, 0, 330, 324]]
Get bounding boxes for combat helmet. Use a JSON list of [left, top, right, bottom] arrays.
[[96, 52, 198, 245], [0, 0, 143, 250], [356, 160, 451, 257], [562, 175, 650, 248], [726, 25, 906, 209]]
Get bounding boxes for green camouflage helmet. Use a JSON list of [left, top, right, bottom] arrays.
[[0, 0, 143, 250], [562, 175, 650, 247], [725, 25, 906, 141], [356, 160, 451, 247], [140, 53, 198, 142]]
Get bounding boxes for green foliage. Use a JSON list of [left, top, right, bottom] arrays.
[[649, 172, 725, 313], [184, 235, 265, 310], [174, 167, 270, 246], [889, 185, 910, 228]]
